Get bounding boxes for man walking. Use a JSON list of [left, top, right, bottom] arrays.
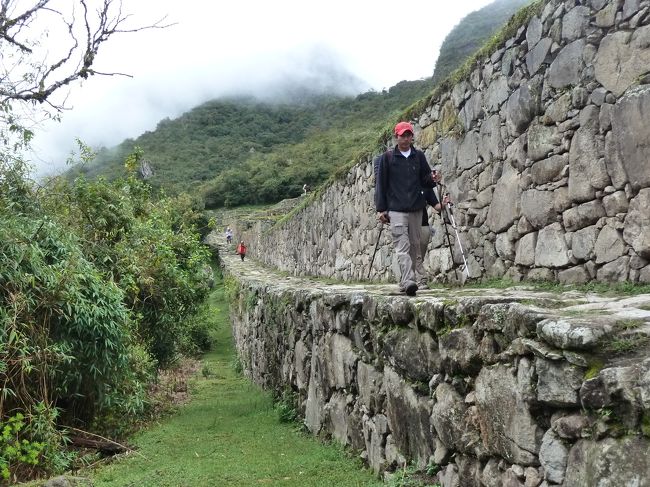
[[375, 121, 438, 296]]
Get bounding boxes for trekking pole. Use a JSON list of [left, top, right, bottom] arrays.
[[367, 224, 385, 279], [445, 201, 470, 279], [435, 184, 459, 281]]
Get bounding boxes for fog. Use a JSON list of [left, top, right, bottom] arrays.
[[27, 0, 495, 177]]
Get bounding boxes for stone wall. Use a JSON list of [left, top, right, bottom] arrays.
[[236, 0, 650, 285], [224, 261, 650, 486]]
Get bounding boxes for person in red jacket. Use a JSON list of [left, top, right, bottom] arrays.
[[236, 241, 247, 261]]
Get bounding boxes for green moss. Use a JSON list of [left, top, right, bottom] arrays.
[[459, 278, 650, 296], [245, 290, 258, 311], [456, 314, 472, 328], [491, 308, 506, 324], [223, 275, 240, 303], [577, 282, 650, 296], [584, 358, 604, 380]]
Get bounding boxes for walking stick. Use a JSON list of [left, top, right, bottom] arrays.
[[435, 184, 459, 281], [367, 224, 385, 279], [445, 201, 470, 279]]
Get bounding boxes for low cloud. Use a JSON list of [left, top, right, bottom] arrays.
[[30, 43, 368, 177]]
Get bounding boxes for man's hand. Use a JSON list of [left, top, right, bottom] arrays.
[[377, 211, 390, 224]]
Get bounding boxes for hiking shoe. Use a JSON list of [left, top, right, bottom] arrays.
[[405, 282, 418, 296]]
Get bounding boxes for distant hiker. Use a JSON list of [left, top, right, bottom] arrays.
[[375, 121, 439, 296], [302, 183, 310, 195], [225, 227, 233, 244], [236, 241, 247, 261]]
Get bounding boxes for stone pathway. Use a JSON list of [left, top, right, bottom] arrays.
[[216, 240, 650, 326]]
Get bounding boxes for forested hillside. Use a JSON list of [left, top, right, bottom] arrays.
[[70, 79, 436, 207], [432, 0, 533, 83]]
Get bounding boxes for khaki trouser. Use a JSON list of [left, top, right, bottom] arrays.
[[388, 210, 422, 290], [416, 224, 432, 283]]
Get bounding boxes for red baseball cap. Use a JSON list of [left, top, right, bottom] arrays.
[[394, 121, 414, 136]]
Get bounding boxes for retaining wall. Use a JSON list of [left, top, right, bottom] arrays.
[[234, 0, 650, 285]]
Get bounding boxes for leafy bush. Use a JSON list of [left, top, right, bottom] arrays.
[[0, 149, 214, 482], [274, 390, 299, 424], [0, 413, 44, 482], [0, 161, 138, 481], [0, 211, 133, 419], [43, 163, 212, 366]]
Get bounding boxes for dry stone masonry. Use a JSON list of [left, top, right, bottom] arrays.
[[212, 241, 650, 487], [218, 0, 650, 484], [236, 0, 650, 286]]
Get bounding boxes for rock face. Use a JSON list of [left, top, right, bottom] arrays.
[[234, 0, 650, 287], [222, 252, 650, 487]]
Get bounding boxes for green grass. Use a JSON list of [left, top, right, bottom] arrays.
[[605, 336, 650, 356], [87, 283, 382, 487]]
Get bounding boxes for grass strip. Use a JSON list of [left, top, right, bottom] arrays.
[[88, 282, 382, 487]]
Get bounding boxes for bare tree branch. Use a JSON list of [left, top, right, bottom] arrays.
[[0, 0, 173, 107]]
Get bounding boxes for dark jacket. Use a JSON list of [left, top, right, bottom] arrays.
[[422, 188, 440, 226], [375, 146, 435, 213]]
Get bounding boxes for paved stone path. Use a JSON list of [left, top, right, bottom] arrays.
[[214, 239, 650, 326]]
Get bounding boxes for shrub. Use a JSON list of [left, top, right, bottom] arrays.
[[43, 170, 212, 367], [0, 212, 133, 420], [1, 150, 214, 481]]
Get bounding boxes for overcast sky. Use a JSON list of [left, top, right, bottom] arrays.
[[29, 0, 494, 176]]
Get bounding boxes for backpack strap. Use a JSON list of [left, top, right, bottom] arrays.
[[375, 149, 393, 175], [381, 149, 393, 179], [374, 149, 394, 210]]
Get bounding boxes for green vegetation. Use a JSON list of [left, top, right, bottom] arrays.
[[605, 336, 650, 356], [0, 415, 44, 482], [386, 463, 440, 487], [1, 5, 219, 480], [584, 358, 605, 380], [432, 0, 534, 84], [85, 283, 382, 487], [1, 149, 216, 483], [462, 278, 650, 297], [615, 319, 645, 330], [67, 80, 436, 208]]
